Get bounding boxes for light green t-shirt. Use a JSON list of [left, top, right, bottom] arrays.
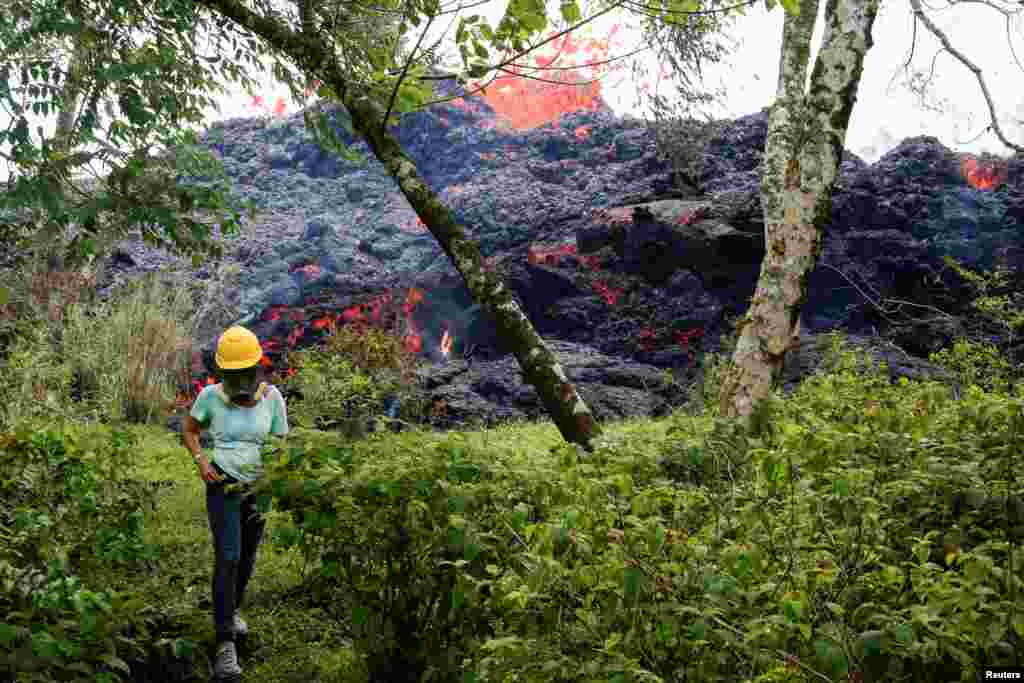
[[189, 383, 289, 483]]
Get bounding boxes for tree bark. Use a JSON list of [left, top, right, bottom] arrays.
[[197, 0, 604, 450], [717, 0, 880, 426]]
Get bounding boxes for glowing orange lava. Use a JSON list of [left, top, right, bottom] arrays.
[[960, 155, 1007, 191], [468, 26, 630, 130]]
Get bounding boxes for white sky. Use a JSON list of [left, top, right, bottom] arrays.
[[2, 0, 1023, 184]]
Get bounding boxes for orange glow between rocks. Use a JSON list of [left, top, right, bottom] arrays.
[[960, 155, 1007, 191]]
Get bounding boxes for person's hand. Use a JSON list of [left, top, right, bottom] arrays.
[[197, 456, 225, 483]]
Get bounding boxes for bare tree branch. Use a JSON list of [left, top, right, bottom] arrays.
[[909, 0, 1024, 153]]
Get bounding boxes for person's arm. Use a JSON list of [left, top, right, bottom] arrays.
[[183, 415, 210, 466]]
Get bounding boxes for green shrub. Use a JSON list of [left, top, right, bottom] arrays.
[[935, 255, 1024, 390], [456, 335, 1024, 682], [60, 270, 195, 425], [252, 431, 508, 683], [650, 113, 730, 191], [286, 322, 430, 436], [929, 338, 1015, 394], [0, 422, 181, 682]]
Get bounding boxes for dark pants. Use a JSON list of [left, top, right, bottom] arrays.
[[206, 461, 266, 644]]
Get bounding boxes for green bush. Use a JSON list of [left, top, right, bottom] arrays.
[[932, 255, 1024, 393], [251, 431, 507, 683], [286, 322, 430, 437], [445, 336, 1024, 682], [0, 421, 185, 682], [929, 338, 1015, 394]]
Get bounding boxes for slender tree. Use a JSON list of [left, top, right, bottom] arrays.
[[715, 0, 880, 424]]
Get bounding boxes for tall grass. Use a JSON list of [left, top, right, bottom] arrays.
[[0, 247, 243, 429]]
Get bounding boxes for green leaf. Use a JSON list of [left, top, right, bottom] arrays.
[[0, 622, 21, 643], [706, 574, 737, 594], [734, 551, 753, 578], [783, 596, 804, 622], [352, 605, 370, 626], [560, 1, 581, 24], [510, 503, 529, 530], [651, 524, 666, 552], [615, 474, 633, 497], [778, 0, 801, 14], [762, 457, 785, 483], [464, 542, 481, 562], [623, 566, 642, 596], [481, 636, 523, 651], [892, 623, 914, 643]]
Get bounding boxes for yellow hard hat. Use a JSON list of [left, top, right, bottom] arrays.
[[215, 326, 263, 370]]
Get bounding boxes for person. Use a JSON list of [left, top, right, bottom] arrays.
[[181, 325, 289, 679]]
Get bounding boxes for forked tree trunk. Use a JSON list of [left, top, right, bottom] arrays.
[[718, 0, 880, 425], [198, 0, 604, 451]]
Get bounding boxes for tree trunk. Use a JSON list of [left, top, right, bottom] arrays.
[[343, 93, 603, 450], [718, 0, 880, 426], [197, 0, 604, 451]]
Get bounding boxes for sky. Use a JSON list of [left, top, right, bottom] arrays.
[[2, 0, 1023, 184]]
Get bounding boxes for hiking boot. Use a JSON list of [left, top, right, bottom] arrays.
[[214, 640, 242, 679], [231, 609, 248, 637]]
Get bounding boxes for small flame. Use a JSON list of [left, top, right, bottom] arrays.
[[960, 155, 1007, 191], [440, 328, 453, 358], [311, 315, 336, 331], [404, 327, 422, 354]]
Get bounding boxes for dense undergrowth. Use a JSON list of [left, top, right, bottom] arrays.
[[1, 244, 1024, 682]]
